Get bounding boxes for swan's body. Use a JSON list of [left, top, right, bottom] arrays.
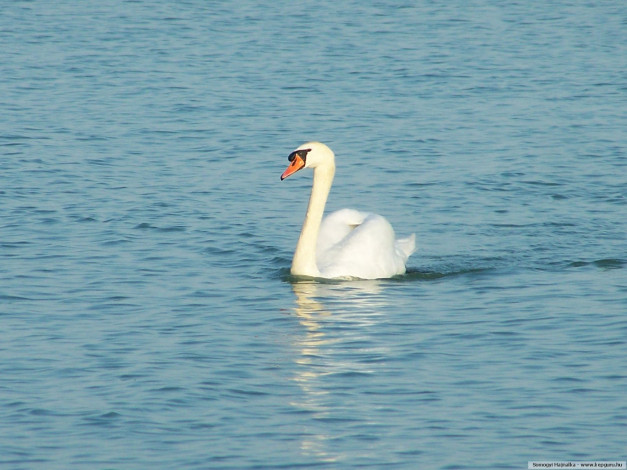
[[281, 142, 415, 279]]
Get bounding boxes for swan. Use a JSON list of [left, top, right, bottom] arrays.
[[280, 141, 416, 279]]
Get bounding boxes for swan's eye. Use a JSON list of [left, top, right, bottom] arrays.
[[288, 149, 311, 163]]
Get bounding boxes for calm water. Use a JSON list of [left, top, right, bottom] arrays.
[[1, 1, 626, 468]]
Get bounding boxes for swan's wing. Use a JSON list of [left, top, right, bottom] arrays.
[[317, 209, 414, 279], [316, 208, 369, 257]]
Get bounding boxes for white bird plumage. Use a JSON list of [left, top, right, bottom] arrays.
[[281, 142, 415, 279]]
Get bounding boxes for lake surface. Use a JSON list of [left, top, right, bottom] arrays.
[[1, 1, 626, 468]]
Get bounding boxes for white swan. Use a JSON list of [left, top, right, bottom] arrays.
[[281, 142, 416, 279]]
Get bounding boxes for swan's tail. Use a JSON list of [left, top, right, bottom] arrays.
[[396, 233, 416, 261]]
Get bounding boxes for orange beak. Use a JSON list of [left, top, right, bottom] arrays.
[[280, 154, 306, 180]]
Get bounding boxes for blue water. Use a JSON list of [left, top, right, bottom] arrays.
[[1, 1, 626, 468]]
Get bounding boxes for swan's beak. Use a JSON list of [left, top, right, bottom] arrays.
[[280, 154, 306, 180]]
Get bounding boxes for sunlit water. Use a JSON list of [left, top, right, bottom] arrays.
[[1, 1, 626, 469]]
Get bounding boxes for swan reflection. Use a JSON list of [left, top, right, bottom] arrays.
[[288, 279, 387, 463]]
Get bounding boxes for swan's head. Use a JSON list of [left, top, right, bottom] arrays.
[[281, 141, 335, 180]]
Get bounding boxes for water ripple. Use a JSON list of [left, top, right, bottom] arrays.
[[1, 1, 626, 469]]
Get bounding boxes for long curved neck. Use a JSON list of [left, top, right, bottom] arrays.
[[291, 163, 335, 277]]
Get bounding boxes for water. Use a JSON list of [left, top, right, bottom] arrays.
[[1, 1, 626, 468]]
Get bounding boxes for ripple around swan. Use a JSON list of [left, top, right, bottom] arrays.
[[402, 267, 491, 281], [568, 258, 626, 270]]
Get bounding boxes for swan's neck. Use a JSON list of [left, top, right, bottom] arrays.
[[291, 164, 335, 277]]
